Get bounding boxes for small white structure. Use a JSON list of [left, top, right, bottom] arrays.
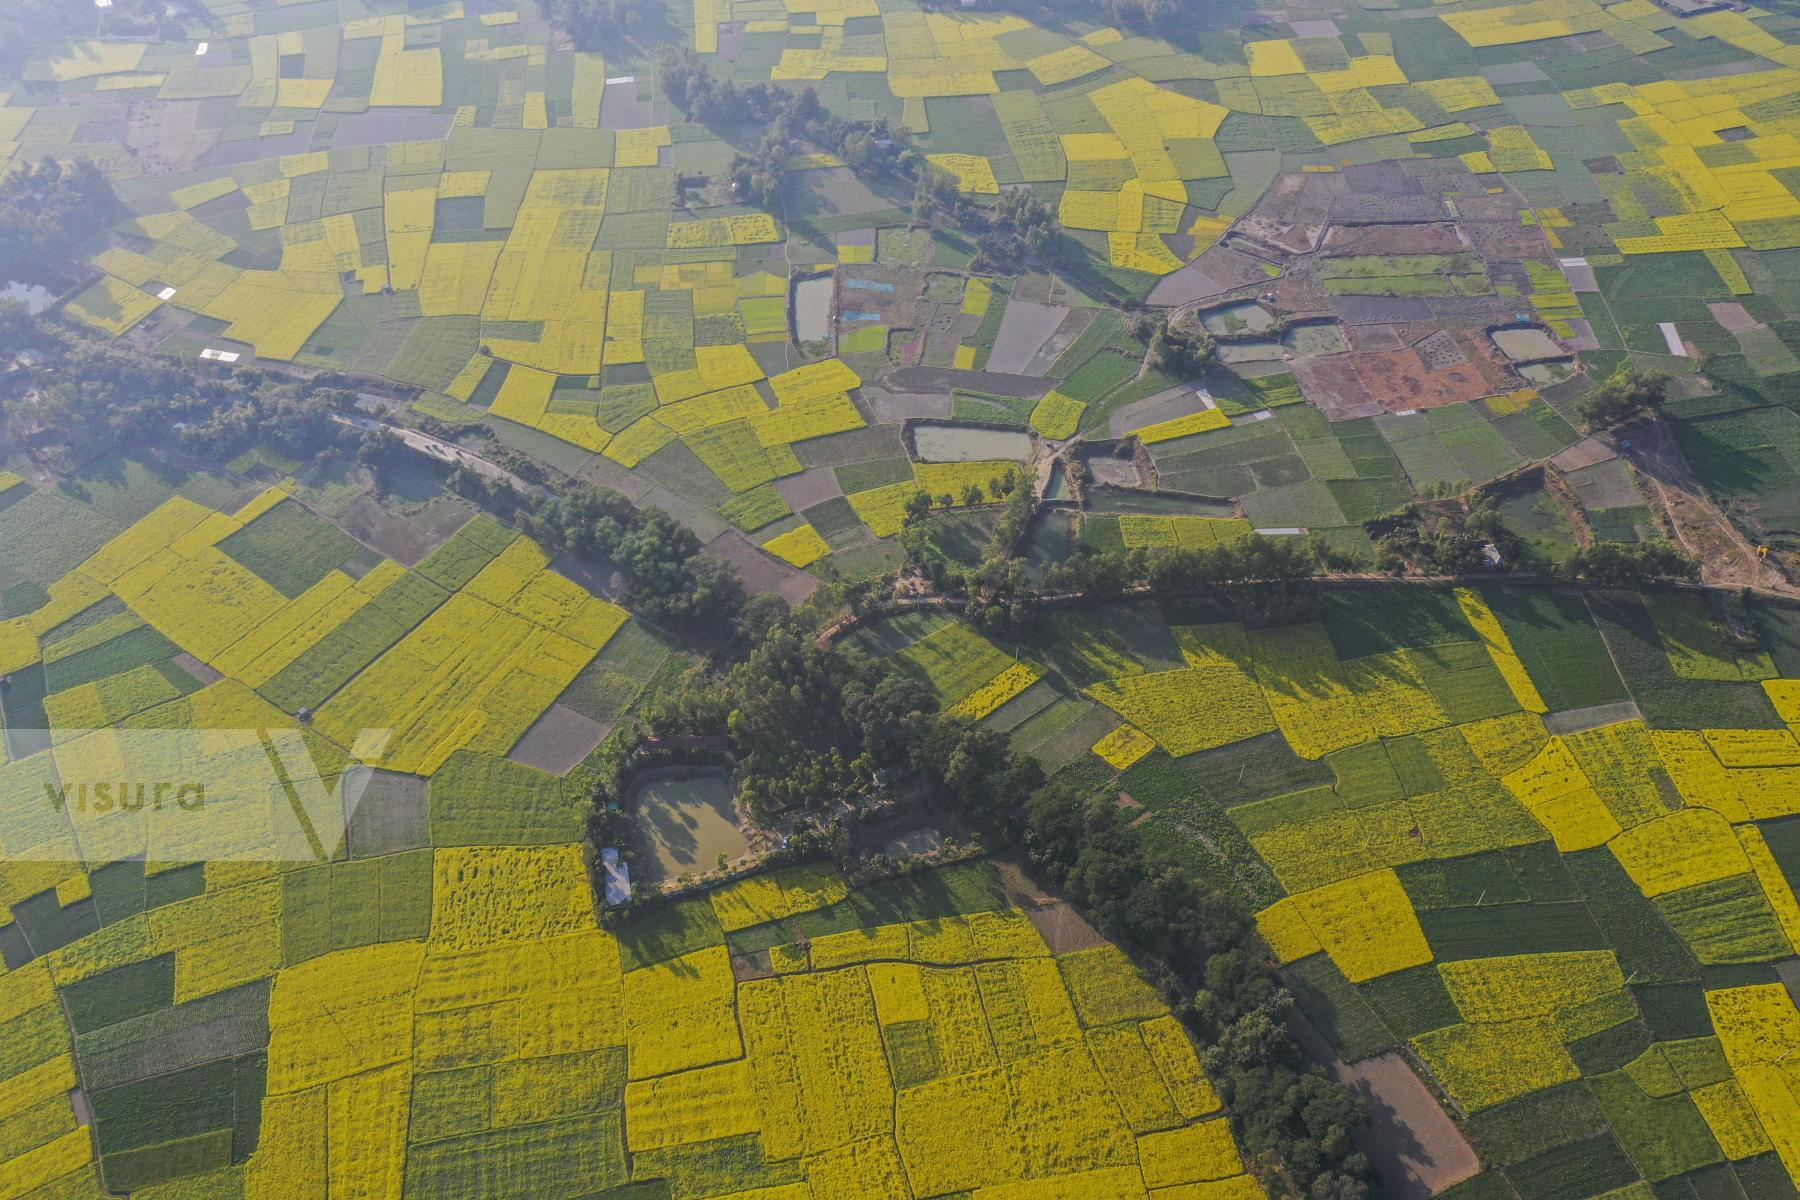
[[157, 286, 177, 300], [195, 41, 209, 55], [198, 348, 240, 363], [602, 846, 632, 905], [605, 75, 636, 85], [1659, 322, 1689, 358]]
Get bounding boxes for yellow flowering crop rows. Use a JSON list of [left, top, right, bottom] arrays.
[[1091, 722, 1153, 769], [710, 863, 849, 931], [1283, 868, 1432, 983], [1608, 808, 1749, 898], [928, 154, 1001, 194], [1029, 391, 1086, 439], [1412, 1018, 1581, 1113], [915, 460, 1024, 501], [1707, 985, 1800, 1177], [1502, 737, 1617, 851], [623, 946, 743, 1078], [667, 213, 781, 248], [1132, 408, 1231, 443], [65, 275, 163, 336], [771, 358, 863, 404], [848, 481, 923, 538], [751, 393, 867, 447], [1085, 665, 1275, 757], [311, 540, 626, 773], [1249, 627, 1447, 759], [1117, 514, 1252, 550], [1456, 588, 1548, 713], [948, 661, 1043, 720]]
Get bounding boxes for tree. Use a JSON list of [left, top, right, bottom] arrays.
[[1563, 540, 1697, 586], [546, 0, 664, 47], [1579, 365, 1667, 428], [357, 427, 410, 494], [1136, 313, 1216, 379], [0, 159, 124, 285]]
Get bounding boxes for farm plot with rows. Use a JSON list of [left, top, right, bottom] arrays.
[[15, 0, 1800, 1196], [845, 582, 1800, 1200], [30, 0, 1800, 586]]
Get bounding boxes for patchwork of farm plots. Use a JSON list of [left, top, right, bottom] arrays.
[[0, 771, 1262, 1199], [22, 0, 1800, 567], [852, 586, 1800, 1198], [0, 461, 1265, 1200]]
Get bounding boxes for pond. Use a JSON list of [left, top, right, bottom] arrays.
[[794, 276, 833, 343], [1043, 461, 1068, 500], [1283, 320, 1350, 357], [912, 423, 1032, 462], [1519, 361, 1575, 385], [2, 281, 56, 315], [631, 768, 747, 885], [1491, 327, 1566, 362], [1200, 301, 1276, 336], [1026, 510, 1074, 578]]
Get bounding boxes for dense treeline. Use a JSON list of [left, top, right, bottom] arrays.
[[659, 50, 913, 198], [901, 500, 1341, 634], [450, 472, 748, 631], [1019, 777, 1372, 1199], [639, 619, 933, 820], [0, 160, 124, 286], [528, 488, 745, 629]]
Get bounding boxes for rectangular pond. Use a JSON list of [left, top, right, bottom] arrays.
[[912, 423, 1033, 462], [794, 276, 834, 343], [631, 767, 747, 885]]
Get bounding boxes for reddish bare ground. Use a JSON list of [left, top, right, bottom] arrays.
[[1291, 1015, 1479, 1200]]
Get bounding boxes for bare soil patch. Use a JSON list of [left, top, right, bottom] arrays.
[[335, 495, 472, 566], [707, 529, 820, 605], [508, 703, 608, 776]]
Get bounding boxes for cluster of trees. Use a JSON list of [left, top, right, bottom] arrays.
[[1014, 531, 1327, 626], [640, 618, 934, 820], [1578, 364, 1668, 428], [544, 0, 665, 46], [658, 51, 911, 208], [662, 52, 1057, 272], [2, 303, 349, 460], [1563, 539, 1698, 586], [1372, 492, 1516, 575], [914, 173, 1060, 274], [1131, 312, 1217, 379], [503, 486, 747, 630], [661, 49, 794, 126], [0, 159, 124, 286], [0, 0, 164, 77]]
